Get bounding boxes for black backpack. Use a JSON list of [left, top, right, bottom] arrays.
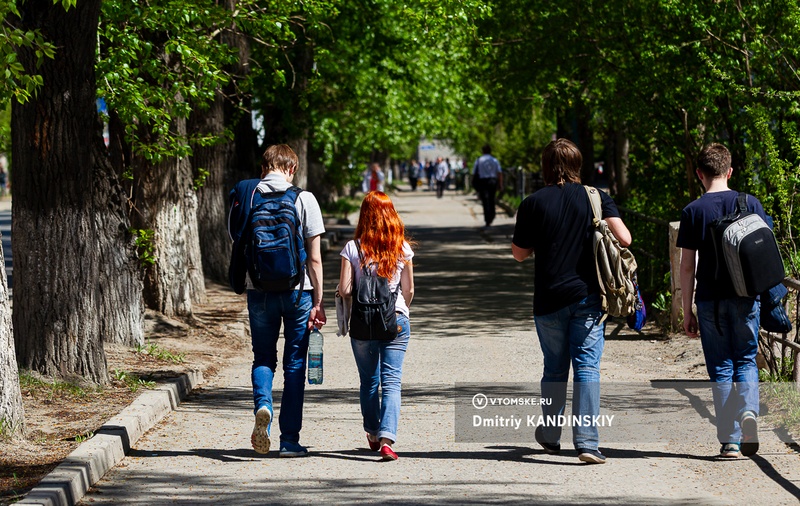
[[349, 245, 400, 341], [709, 192, 784, 297]]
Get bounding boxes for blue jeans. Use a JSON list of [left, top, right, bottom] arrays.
[[696, 298, 760, 444], [350, 314, 410, 443], [534, 294, 605, 450], [247, 290, 312, 444]]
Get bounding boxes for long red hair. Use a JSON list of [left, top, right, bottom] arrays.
[[354, 192, 410, 278]]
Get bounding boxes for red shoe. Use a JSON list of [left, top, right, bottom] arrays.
[[366, 434, 380, 451], [380, 444, 398, 461]]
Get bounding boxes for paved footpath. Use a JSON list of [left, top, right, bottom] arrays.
[[64, 189, 800, 504]]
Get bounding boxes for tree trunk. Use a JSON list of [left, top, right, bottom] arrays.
[[0, 240, 23, 437], [189, 92, 231, 284], [614, 132, 630, 200], [576, 100, 595, 185], [132, 150, 207, 317], [12, 0, 143, 384], [288, 136, 308, 189]]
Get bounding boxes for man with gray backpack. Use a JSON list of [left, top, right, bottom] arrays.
[[228, 144, 327, 458], [677, 142, 777, 459]]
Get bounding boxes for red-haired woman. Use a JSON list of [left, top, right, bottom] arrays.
[[339, 191, 415, 461]]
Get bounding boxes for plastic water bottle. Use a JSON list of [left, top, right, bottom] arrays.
[[308, 328, 323, 385]]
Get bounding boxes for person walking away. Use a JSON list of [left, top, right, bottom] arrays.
[[472, 144, 503, 227], [228, 144, 327, 458], [677, 142, 762, 459], [362, 163, 385, 193], [426, 160, 435, 191], [339, 191, 415, 461], [408, 160, 420, 191], [434, 157, 449, 198], [511, 138, 631, 464], [0, 166, 7, 197]]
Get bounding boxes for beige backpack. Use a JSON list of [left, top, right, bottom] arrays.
[[584, 186, 638, 319]]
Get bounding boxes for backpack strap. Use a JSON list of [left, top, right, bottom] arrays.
[[737, 192, 748, 214], [355, 240, 402, 296], [584, 185, 602, 224]]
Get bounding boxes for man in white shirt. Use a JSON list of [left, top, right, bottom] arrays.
[[472, 144, 503, 226]]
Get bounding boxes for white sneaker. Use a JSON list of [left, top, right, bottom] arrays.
[[251, 406, 272, 454]]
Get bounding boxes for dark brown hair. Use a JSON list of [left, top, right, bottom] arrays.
[[542, 138, 582, 185], [696, 143, 731, 178]]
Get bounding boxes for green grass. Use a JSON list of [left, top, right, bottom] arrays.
[[18, 370, 90, 399], [134, 341, 185, 364], [111, 369, 156, 392]]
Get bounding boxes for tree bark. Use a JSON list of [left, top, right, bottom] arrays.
[[132, 149, 207, 317], [12, 0, 143, 384], [189, 92, 231, 284], [0, 239, 23, 437], [614, 132, 630, 200]]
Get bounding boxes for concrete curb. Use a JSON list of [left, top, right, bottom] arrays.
[[16, 369, 204, 506]]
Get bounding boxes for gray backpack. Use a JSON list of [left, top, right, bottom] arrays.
[[709, 192, 784, 297], [584, 186, 639, 319]]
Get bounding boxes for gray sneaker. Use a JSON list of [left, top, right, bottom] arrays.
[[577, 448, 607, 464]]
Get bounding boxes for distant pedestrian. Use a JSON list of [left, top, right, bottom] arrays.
[[0, 166, 7, 197], [472, 144, 503, 227], [434, 157, 449, 198], [512, 138, 631, 464], [677, 142, 763, 459], [228, 144, 327, 458], [408, 160, 420, 191], [339, 191, 415, 461], [363, 163, 385, 193]]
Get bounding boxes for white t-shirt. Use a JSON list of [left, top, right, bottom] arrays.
[[340, 239, 414, 317], [246, 173, 325, 291]]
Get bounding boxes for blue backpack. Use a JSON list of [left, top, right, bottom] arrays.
[[244, 184, 306, 292]]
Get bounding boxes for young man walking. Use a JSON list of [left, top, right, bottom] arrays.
[[677, 142, 763, 459], [228, 144, 327, 457], [512, 138, 631, 464]]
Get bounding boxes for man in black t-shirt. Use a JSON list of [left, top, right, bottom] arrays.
[[676, 143, 763, 459], [512, 138, 631, 464]]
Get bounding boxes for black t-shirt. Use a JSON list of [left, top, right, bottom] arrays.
[[513, 183, 621, 316], [675, 190, 767, 301]]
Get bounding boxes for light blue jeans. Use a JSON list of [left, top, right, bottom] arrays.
[[350, 314, 410, 443], [534, 294, 605, 451], [247, 290, 312, 444], [696, 298, 760, 444]]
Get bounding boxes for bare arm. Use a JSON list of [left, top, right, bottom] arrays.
[[401, 261, 414, 306], [512, 243, 534, 262], [606, 217, 632, 247], [680, 248, 699, 337], [339, 257, 353, 298], [305, 235, 326, 329]]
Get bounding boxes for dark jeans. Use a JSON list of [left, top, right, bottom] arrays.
[[409, 176, 418, 191], [436, 180, 447, 198], [476, 178, 497, 225]]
